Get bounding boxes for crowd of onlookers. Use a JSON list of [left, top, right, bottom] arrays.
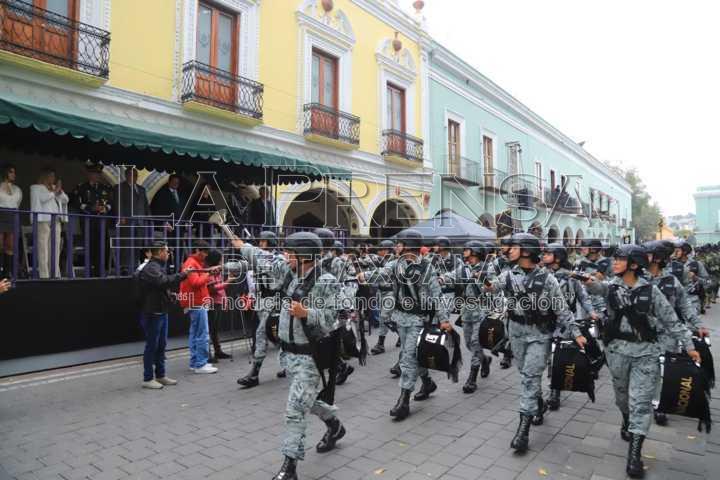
[[0, 162, 277, 279]]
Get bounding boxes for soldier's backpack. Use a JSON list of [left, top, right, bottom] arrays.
[[655, 352, 712, 432], [416, 326, 462, 382], [550, 340, 596, 402], [479, 315, 507, 352], [265, 313, 280, 344], [693, 336, 715, 391]]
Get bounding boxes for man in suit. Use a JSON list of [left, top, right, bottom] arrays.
[[151, 174, 186, 221], [249, 186, 276, 230], [115, 168, 150, 274]]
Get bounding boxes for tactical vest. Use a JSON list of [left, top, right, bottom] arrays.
[[670, 261, 686, 284], [657, 274, 686, 323], [395, 259, 432, 315], [506, 270, 558, 330], [605, 283, 657, 343], [455, 265, 486, 298], [555, 272, 577, 313]]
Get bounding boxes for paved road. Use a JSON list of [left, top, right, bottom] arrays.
[[2, 306, 720, 480]]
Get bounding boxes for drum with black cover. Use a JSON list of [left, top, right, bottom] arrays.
[[416, 327, 462, 382], [655, 353, 712, 432], [550, 340, 596, 402], [479, 315, 507, 352], [265, 313, 280, 344]]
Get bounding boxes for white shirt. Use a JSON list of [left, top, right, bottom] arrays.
[[0, 182, 22, 209], [30, 184, 69, 223]]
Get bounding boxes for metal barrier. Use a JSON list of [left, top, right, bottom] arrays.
[[0, 209, 346, 281]]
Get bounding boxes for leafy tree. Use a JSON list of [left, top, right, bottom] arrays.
[[623, 168, 663, 242]]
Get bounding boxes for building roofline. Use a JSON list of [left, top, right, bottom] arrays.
[[428, 39, 631, 192]]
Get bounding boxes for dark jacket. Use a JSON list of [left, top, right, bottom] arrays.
[[249, 197, 276, 226], [138, 259, 187, 314], [151, 185, 186, 220], [115, 182, 150, 220]]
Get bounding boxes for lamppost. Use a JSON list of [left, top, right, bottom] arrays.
[[658, 219, 664, 240]]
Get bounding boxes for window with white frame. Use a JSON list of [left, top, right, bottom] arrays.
[[376, 36, 418, 145], [445, 111, 465, 177], [534, 161, 543, 197]]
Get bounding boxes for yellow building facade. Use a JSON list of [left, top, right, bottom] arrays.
[[0, 0, 433, 237]]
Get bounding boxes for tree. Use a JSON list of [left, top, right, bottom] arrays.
[[623, 168, 663, 242]]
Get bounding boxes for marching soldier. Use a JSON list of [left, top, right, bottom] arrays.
[[643, 240, 708, 426], [672, 240, 710, 316], [237, 231, 285, 389], [233, 232, 346, 480], [584, 245, 700, 479], [574, 238, 613, 321], [440, 240, 496, 393], [492, 236, 514, 369], [541, 243, 599, 411], [370, 239, 400, 356], [484, 233, 583, 454], [359, 229, 451, 421]]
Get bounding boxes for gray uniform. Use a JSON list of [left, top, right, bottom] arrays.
[[442, 262, 496, 368], [648, 272, 702, 353], [368, 256, 450, 390], [241, 245, 341, 461], [375, 254, 396, 336], [553, 268, 595, 328], [574, 255, 613, 316], [586, 277, 693, 436], [488, 265, 579, 416], [244, 247, 284, 364]]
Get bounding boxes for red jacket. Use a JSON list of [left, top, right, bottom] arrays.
[[179, 254, 210, 309]]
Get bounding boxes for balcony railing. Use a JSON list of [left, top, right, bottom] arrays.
[[303, 103, 360, 147], [0, 0, 110, 78], [544, 187, 582, 214], [621, 218, 627, 228], [381, 129, 423, 164], [0, 208, 346, 281], [442, 155, 483, 185], [181, 60, 264, 120], [479, 168, 509, 192]]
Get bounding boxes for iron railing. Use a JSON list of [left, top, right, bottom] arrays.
[[0, 208, 346, 281], [381, 129, 423, 163], [0, 0, 110, 78], [303, 103, 360, 147], [479, 168, 509, 191], [181, 60, 264, 119], [442, 155, 483, 185]]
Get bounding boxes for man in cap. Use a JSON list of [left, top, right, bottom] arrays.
[[484, 233, 583, 453], [370, 239, 400, 356], [232, 232, 345, 480], [237, 230, 285, 388], [584, 244, 700, 478], [359, 229, 451, 420]]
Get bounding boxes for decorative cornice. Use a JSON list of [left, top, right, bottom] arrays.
[[376, 38, 416, 83], [429, 43, 630, 192], [349, 0, 422, 42], [295, 10, 355, 50]]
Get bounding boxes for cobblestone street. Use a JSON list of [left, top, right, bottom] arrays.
[[2, 307, 719, 480]]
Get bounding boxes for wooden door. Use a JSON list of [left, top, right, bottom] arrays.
[[483, 136, 494, 187], [448, 119, 461, 176], [386, 83, 406, 155], [1, 0, 75, 66], [196, 3, 238, 108], [311, 49, 338, 138]]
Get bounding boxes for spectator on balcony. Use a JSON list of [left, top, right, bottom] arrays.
[[70, 164, 113, 276], [151, 174, 186, 222], [115, 168, 150, 275], [0, 164, 22, 278], [30, 168, 69, 279], [249, 186, 276, 228]]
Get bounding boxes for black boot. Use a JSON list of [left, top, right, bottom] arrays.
[[510, 414, 533, 453], [272, 456, 297, 480], [237, 362, 261, 389], [654, 411, 668, 426], [462, 366, 479, 394], [621, 413, 631, 441], [316, 417, 346, 453], [335, 362, 354, 385], [396, 337, 401, 348], [390, 361, 401, 378], [500, 353, 512, 369], [480, 356, 492, 378], [413, 375, 437, 401], [371, 336, 386, 355], [547, 389, 561, 411], [626, 434, 645, 478], [532, 397, 548, 426], [390, 389, 411, 420], [215, 347, 232, 360], [277, 370, 287, 378]]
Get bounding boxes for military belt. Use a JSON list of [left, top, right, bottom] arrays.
[[280, 341, 313, 355]]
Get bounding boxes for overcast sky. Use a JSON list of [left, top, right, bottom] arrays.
[[400, 0, 720, 216]]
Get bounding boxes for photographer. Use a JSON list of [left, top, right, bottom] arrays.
[[137, 241, 188, 389]]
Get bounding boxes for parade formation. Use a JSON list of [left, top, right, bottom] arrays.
[[127, 225, 720, 480]]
